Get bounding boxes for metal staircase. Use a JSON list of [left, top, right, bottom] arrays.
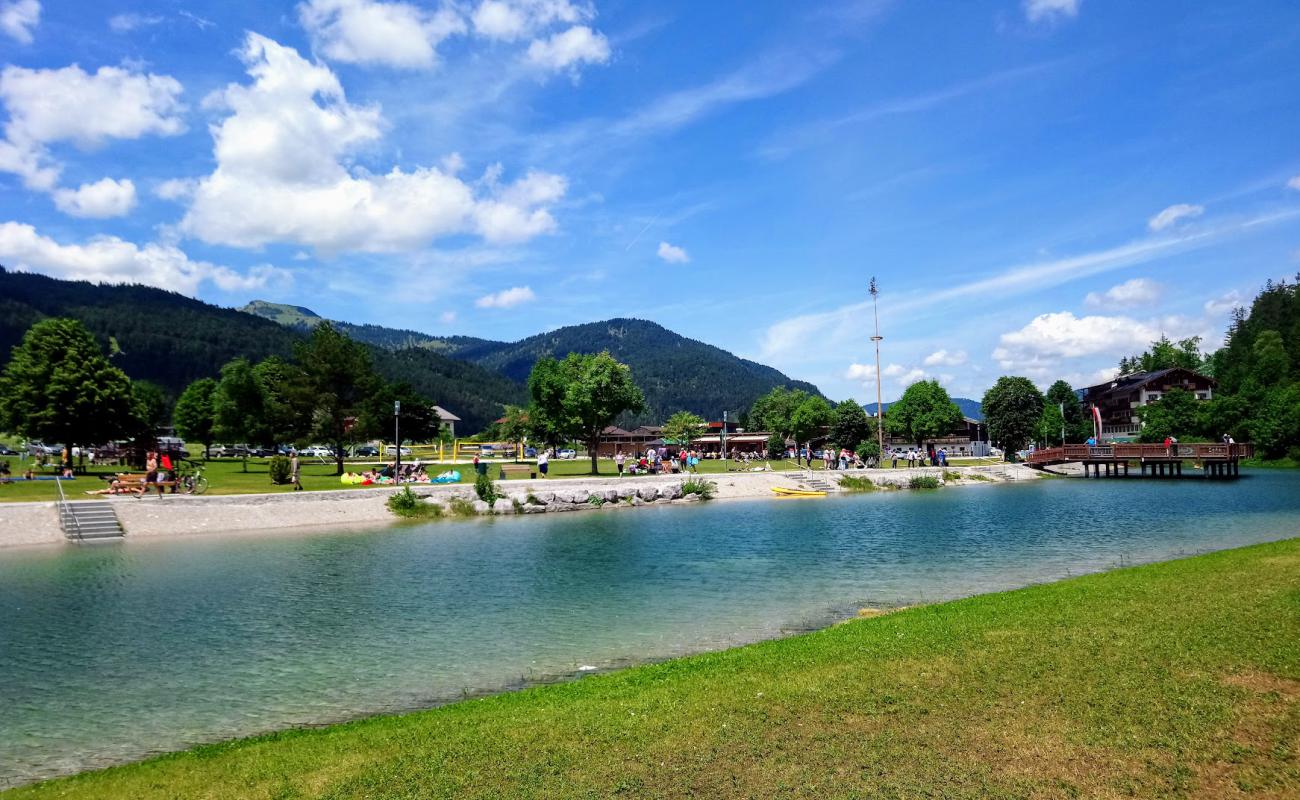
[[57, 479, 124, 541], [800, 470, 837, 493]]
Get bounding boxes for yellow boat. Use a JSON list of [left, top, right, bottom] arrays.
[[771, 486, 826, 497]]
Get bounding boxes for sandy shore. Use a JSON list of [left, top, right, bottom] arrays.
[[0, 464, 1044, 549]]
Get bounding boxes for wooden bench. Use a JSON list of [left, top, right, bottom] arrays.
[[500, 464, 536, 480], [100, 473, 180, 495]]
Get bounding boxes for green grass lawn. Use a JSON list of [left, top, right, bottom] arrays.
[[7, 539, 1298, 799]]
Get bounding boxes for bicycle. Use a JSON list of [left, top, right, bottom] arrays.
[[176, 460, 209, 495]]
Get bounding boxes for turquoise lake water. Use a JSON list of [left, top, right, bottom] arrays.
[[3, 472, 1300, 787]]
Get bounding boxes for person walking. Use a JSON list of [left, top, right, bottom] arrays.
[[290, 450, 303, 491], [615, 450, 625, 476], [891, 449, 898, 469], [537, 448, 549, 478]]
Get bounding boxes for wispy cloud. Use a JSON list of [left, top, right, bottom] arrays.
[[757, 59, 1071, 160]]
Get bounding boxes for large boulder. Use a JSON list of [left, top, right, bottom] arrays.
[[492, 499, 516, 515], [677, 493, 702, 503], [637, 486, 659, 501], [616, 485, 637, 500], [660, 483, 683, 501], [523, 503, 547, 514], [603, 488, 620, 503], [531, 491, 555, 505], [471, 500, 492, 515]]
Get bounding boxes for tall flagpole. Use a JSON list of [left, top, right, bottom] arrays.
[[870, 277, 884, 460]]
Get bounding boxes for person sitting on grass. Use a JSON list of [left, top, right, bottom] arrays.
[[0, 460, 10, 484]]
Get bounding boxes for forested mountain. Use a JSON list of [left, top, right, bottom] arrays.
[[245, 303, 825, 425], [0, 269, 522, 433]]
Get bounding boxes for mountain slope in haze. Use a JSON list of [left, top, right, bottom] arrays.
[[242, 300, 500, 356], [0, 270, 522, 434]]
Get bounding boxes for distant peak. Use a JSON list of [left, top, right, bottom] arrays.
[[241, 300, 322, 326]]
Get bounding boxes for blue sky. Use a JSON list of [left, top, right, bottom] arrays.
[[2, 0, 1299, 403]]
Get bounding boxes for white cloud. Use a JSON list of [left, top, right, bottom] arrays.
[[0, 0, 39, 44], [845, 363, 873, 380], [923, 349, 967, 367], [475, 285, 535, 308], [439, 310, 457, 324], [52, 177, 137, 218], [471, 0, 586, 41], [1023, 0, 1079, 24], [109, 13, 164, 33], [1287, 175, 1300, 191], [1148, 203, 1204, 232], [154, 177, 196, 201], [0, 221, 287, 295], [0, 63, 185, 191], [181, 34, 566, 253], [1083, 277, 1162, 308], [526, 25, 610, 72], [298, 0, 465, 69], [657, 241, 689, 263], [992, 311, 1178, 369], [1204, 290, 1244, 317]]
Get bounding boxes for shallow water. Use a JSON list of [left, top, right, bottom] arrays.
[[2, 471, 1299, 787]]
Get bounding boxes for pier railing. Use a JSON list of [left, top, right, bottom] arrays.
[[1026, 442, 1253, 465]]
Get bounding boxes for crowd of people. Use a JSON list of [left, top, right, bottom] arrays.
[[613, 447, 703, 476]]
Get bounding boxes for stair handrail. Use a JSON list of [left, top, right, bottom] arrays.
[[55, 475, 84, 540]]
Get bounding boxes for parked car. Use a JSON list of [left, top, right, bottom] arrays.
[[0, 444, 17, 456], [213, 443, 251, 458], [27, 441, 63, 457], [524, 446, 537, 458], [155, 436, 191, 459], [300, 445, 334, 458], [557, 448, 577, 459], [246, 446, 278, 457], [353, 445, 380, 458], [387, 445, 413, 457]]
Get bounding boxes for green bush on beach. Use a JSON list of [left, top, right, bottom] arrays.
[[837, 474, 877, 492], [8, 539, 1298, 799], [680, 477, 717, 500], [385, 486, 441, 519], [267, 456, 291, 485], [909, 474, 941, 489]]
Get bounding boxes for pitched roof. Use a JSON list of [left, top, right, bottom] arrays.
[[432, 405, 460, 422]]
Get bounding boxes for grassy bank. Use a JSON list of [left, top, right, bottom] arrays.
[[8, 539, 1299, 799]]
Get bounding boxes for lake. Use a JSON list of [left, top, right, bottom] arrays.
[[3, 471, 1299, 788]]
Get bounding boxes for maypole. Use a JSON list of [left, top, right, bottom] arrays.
[[870, 277, 884, 460]]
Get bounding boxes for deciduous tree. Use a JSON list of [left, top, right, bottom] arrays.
[[0, 318, 135, 470], [886, 380, 963, 450], [662, 411, 707, 451], [829, 398, 872, 452], [790, 396, 833, 453], [528, 352, 645, 475], [296, 323, 381, 475], [173, 378, 218, 459], [981, 376, 1044, 459]]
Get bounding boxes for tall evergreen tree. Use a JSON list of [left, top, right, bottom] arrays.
[[0, 318, 135, 470]]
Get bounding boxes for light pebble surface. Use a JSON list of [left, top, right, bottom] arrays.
[[0, 464, 1042, 549]]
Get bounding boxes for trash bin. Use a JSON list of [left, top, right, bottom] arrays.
[[475, 462, 488, 476]]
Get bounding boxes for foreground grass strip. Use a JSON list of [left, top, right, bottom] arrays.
[[8, 539, 1299, 799]]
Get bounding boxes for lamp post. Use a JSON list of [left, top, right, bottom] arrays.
[[721, 409, 728, 463], [394, 400, 401, 478], [870, 277, 884, 461]]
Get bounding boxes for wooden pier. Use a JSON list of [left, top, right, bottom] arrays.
[[1025, 443, 1252, 479]]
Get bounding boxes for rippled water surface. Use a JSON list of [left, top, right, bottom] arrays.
[[3, 471, 1300, 787]]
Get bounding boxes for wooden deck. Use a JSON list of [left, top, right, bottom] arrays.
[[1026, 442, 1253, 479]]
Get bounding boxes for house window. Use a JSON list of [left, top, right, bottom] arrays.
[[1148, 393, 1160, 402], [1196, 393, 1207, 400]]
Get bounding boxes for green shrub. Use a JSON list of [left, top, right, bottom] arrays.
[[268, 455, 292, 485], [838, 475, 877, 492], [909, 475, 941, 489], [942, 470, 962, 483], [681, 478, 717, 500], [587, 494, 605, 507], [386, 486, 443, 519], [448, 496, 477, 516], [856, 440, 881, 463], [766, 433, 786, 459], [965, 472, 992, 482], [474, 473, 500, 504]]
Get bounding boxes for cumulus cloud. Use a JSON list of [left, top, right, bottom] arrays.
[[1083, 277, 1162, 308], [1023, 0, 1079, 24], [990, 311, 1211, 375], [470, 0, 586, 41], [526, 25, 610, 72], [0, 221, 287, 295], [845, 363, 873, 380], [923, 349, 967, 367], [180, 34, 566, 253], [1288, 175, 1300, 191], [439, 310, 457, 324], [298, 0, 465, 69], [52, 177, 137, 218], [1148, 203, 1203, 232], [1204, 290, 1244, 317], [0, 62, 184, 191], [657, 241, 689, 263], [475, 285, 535, 308], [109, 13, 164, 33], [0, 0, 39, 43]]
